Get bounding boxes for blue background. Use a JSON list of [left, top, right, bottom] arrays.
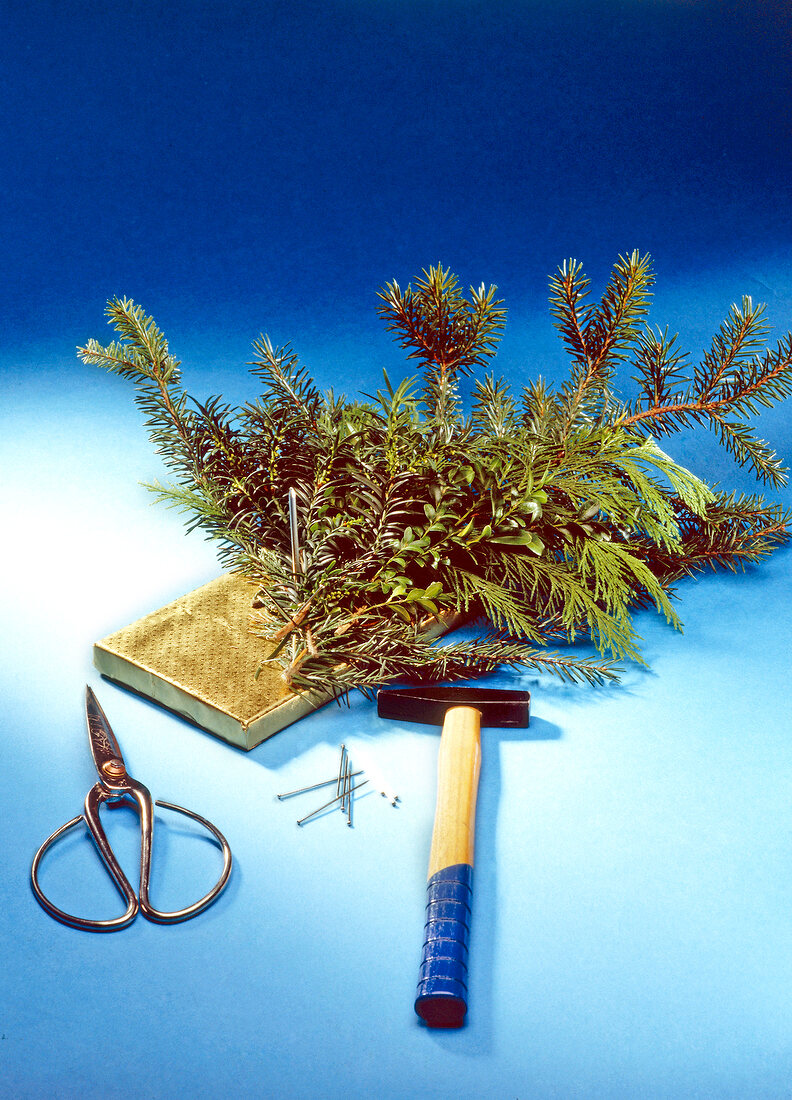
[[3, 1, 792, 1097]]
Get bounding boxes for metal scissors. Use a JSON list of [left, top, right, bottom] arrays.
[[31, 686, 233, 931]]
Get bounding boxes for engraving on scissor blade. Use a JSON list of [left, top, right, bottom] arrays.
[[85, 686, 125, 774]]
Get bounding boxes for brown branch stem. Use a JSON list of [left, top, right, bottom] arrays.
[[620, 353, 792, 428]]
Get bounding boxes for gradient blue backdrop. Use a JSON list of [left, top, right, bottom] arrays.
[[3, 2, 792, 1097]]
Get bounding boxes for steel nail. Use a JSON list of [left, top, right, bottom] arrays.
[[342, 753, 352, 816], [296, 780, 369, 826], [276, 772, 362, 800], [288, 488, 302, 662], [336, 744, 347, 802], [345, 755, 353, 826]]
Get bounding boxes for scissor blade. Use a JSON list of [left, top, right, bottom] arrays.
[[85, 686, 126, 777]]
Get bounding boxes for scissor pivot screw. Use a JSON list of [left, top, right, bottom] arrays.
[[102, 760, 126, 779]]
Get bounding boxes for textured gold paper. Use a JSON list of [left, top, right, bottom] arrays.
[[93, 573, 329, 750]]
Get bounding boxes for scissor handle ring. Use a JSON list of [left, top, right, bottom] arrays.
[[31, 813, 140, 931], [141, 800, 233, 924], [30, 800, 233, 932]]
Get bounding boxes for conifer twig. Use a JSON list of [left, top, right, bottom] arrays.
[[79, 255, 792, 698]]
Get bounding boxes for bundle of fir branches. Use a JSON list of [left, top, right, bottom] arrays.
[[79, 253, 792, 698]]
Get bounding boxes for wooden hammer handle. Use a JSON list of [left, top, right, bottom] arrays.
[[415, 705, 481, 1028], [427, 706, 482, 876]]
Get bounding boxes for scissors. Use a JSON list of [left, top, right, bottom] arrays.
[[31, 686, 233, 931]]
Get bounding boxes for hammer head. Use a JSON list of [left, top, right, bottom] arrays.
[[377, 685, 530, 729]]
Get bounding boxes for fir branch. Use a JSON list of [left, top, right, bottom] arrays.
[[655, 492, 791, 577], [80, 256, 792, 701], [78, 299, 208, 490], [248, 337, 323, 432], [550, 251, 654, 432], [471, 375, 519, 438], [377, 265, 506, 432], [619, 301, 792, 485]]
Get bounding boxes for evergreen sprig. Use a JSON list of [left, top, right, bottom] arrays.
[[78, 256, 792, 697]]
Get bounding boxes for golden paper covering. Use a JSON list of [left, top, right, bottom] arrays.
[[93, 573, 328, 750]]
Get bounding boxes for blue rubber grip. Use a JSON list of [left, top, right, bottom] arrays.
[[414, 863, 473, 1028]]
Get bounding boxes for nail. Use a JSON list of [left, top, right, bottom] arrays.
[[288, 487, 302, 577], [336, 744, 347, 802], [345, 755, 353, 827], [296, 780, 369, 826], [288, 488, 301, 661], [342, 753, 351, 817], [277, 771, 362, 800]]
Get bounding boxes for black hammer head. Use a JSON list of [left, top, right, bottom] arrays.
[[376, 685, 530, 729]]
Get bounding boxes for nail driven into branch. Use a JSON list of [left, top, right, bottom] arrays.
[[288, 487, 302, 663]]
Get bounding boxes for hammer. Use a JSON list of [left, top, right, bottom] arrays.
[[377, 685, 531, 1028]]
